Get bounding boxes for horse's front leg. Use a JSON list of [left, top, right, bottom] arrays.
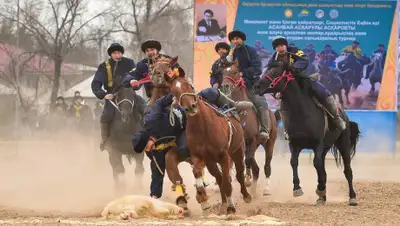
[[220, 152, 235, 215], [313, 145, 329, 206], [205, 161, 226, 215], [289, 144, 303, 197], [191, 155, 210, 210], [108, 149, 126, 195]]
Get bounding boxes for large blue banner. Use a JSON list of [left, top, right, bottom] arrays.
[[236, 0, 396, 54], [234, 0, 397, 111]]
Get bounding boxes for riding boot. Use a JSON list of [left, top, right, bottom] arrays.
[[323, 96, 346, 131], [279, 110, 290, 140], [217, 90, 253, 111], [257, 108, 270, 141], [100, 122, 111, 151]]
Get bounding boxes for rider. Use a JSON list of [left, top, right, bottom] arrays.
[[319, 44, 338, 68], [342, 40, 362, 59], [123, 39, 185, 98], [91, 43, 146, 151], [268, 36, 346, 134], [210, 42, 230, 89], [226, 30, 270, 141], [133, 87, 253, 199]]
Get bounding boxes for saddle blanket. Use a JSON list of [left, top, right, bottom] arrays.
[[101, 195, 184, 220]]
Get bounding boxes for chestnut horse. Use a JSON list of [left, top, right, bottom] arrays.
[[220, 60, 277, 196], [163, 58, 252, 215], [150, 57, 208, 214]]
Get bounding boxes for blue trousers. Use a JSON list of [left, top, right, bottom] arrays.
[[146, 134, 188, 198], [147, 150, 167, 198]]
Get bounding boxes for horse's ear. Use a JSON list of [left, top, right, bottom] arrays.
[[233, 59, 239, 68], [170, 56, 178, 66]]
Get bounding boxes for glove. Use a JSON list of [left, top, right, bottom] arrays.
[[226, 55, 233, 63], [130, 79, 139, 87]]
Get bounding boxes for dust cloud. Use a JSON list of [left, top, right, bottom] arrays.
[[0, 129, 399, 224]]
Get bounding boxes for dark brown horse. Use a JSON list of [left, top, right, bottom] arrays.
[[220, 60, 277, 196], [150, 57, 208, 214], [164, 57, 252, 215]]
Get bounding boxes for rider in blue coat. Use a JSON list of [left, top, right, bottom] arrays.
[[132, 88, 253, 199], [226, 30, 270, 141], [268, 36, 346, 133], [122, 39, 185, 98], [210, 42, 231, 88], [91, 43, 146, 151]]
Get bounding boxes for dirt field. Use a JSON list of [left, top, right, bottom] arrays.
[[0, 134, 399, 225]]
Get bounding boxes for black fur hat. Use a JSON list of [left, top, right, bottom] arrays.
[[107, 43, 124, 56], [141, 39, 162, 53], [228, 30, 246, 42], [214, 42, 231, 52], [272, 36, 288, 49]]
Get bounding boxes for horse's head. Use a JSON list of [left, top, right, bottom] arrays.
[[220, 60, 245, 96], [151, 56, 185, 88], [114, 86, 136, 124], [163, 59, 197, 116], [254, 64, 295, 96]]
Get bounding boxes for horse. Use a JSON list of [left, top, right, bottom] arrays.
[[219, 60, 277, 196], [367, 53, 384, 94], [164, 58, 252, 215], [318, 64, 351, 106], [254, 64, 360, 206], [337, 53, 363, 90], [150, 57, 209, 214], [106, 81, 145, 192]]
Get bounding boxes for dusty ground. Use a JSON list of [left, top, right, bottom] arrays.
[[0, 131, 399, 225]]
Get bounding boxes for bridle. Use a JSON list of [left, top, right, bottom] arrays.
[[222, 66, 246, 96], [263, 70, 295, 93], [108, 91, 135, 113]]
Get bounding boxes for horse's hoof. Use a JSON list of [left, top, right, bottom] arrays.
[[293, 189, 304, 197], [201, 201, 211, 210], [243, 194, 252, 203], [176, 196, 188, 206], [349, 198, 358, 206], [263, 187, 271, 196], [316, 199, 326, 206], [219, 203, 227, 215], [315, 189, 326, 198], [227, 206, 236, 215]]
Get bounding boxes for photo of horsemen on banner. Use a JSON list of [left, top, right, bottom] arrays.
[[233, 3, 395, 111], [253, 40, 386, 110]]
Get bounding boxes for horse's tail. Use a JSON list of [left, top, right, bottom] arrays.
[[348, 121, 360, 159], [331, 120, 360, 167]]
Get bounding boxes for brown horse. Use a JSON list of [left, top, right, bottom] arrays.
[[163, 57, 252, 215], [147, 57, 172, 105], [150, 57, 209, 214], [220, 60, 277, 196]]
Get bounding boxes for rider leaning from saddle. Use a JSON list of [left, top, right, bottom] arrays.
[[132, 88, 253, 199], [210, 42, 231, 89], [124, 39, 185, 98], [224, 30, 270, 141], [268, 36, 346, 133], [91, 43, 146, 151]]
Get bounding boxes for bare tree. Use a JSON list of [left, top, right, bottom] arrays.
[[0, 42, 45, 114], [113, 0, 194, 73], [0, 0, 113, 110]]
